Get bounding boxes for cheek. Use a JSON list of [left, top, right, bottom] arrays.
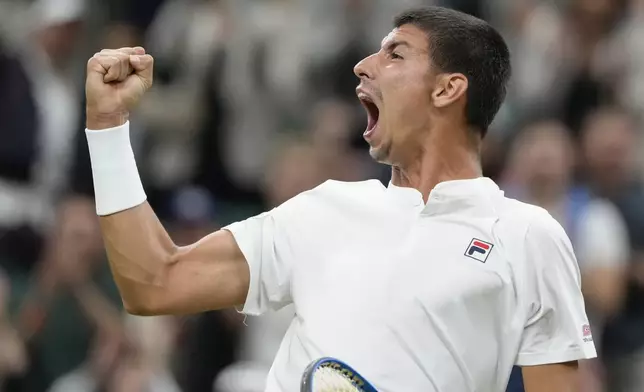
[[389, 76, 430, 119]]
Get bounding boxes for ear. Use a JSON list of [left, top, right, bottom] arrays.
[[431, 73, 468, 108]]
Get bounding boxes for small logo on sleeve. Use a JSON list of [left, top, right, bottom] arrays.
[[582, 324, 593, 343], [465, 238, 493, 263]]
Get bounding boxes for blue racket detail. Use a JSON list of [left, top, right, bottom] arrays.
[[301, 357, 378, 392]]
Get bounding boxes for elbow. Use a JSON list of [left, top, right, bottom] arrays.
[[116, 249, 180, 317], [122, 296, 154, 316], [123, 301, 155, 316], [122, 297, 167, 316], [120, 280, 173, 316]]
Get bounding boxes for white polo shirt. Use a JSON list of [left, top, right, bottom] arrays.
[[225, 178, 597, 392]]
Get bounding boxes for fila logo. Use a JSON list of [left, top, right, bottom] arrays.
[[465, 238, 493, 263]]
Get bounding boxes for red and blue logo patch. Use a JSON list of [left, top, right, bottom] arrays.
[[465, 238, 493, 263]]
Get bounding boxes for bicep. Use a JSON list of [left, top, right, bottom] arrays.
[[522, 362, 580, 392], [155, 230, 250, 315]]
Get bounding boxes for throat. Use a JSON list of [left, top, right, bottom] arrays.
[[391, 148, 482, 203]]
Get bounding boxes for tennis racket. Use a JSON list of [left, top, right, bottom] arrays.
[[300, 357, 378, 392]]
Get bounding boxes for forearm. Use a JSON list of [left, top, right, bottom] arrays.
[[99, 202, 178, 313]]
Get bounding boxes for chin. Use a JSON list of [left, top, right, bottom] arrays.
[[368, 143, 392, 164]]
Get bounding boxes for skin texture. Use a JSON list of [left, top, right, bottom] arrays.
[[87, 22, 581, 389]]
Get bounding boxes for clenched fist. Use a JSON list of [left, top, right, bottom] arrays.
[[85, 47, 154, 129]]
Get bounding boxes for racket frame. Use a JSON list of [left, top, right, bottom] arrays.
[[300, 357, 378, 392]]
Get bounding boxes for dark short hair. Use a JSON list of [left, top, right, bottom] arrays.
[[394, 6, 511, 137]]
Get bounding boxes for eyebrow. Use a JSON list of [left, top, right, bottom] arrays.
[[382, 40, 412, 52]]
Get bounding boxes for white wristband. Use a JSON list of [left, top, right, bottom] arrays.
[[85, 121, 147, 216]]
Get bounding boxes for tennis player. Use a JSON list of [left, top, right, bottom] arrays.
[[84, 6, 596, 392]]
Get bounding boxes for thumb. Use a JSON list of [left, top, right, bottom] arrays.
[[129, 54, 154, 88]]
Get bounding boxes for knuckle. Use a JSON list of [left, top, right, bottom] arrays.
[[98, 56, 115, 67], [87, 57, 102, 69]]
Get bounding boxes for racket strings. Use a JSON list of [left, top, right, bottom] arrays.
[[313, 367, 362, 392]]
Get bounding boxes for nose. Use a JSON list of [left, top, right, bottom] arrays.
[[354, 53, 375, 80]]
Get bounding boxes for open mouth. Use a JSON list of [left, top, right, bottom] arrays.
[[359, 96, 381, 138]]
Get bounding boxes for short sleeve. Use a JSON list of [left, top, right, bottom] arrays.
[[223, 192, 312, 316], [516, 215, 598, 366]]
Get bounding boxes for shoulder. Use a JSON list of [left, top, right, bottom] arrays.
[[499, 197, 578, 275], [496, 198, 582, 301], [494, 196, 575, 270]]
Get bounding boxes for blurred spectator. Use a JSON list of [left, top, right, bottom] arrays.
[[113, 314, 181, 392], [133, 0, 276, 220], [593, 0, 644, 121], [581, 107, 644, 392], [0, 0, 86, 275], [136, 0, 229, 203], [45, 304, 125, 392], [4, 197, 122, 392], [500, 0, 625, 135], [0, 2, 125, 390], [0, 268, 28, 390], [49, 314, 181, 392]]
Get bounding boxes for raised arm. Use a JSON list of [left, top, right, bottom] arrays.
[[85, 47, 249, 316]]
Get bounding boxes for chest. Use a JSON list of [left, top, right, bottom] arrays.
[[292, 215, 515, 323]]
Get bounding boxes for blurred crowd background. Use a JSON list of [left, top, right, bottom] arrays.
[[0, 0, 643, 391]]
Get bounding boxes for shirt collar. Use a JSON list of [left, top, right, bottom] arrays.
[[386, 177, 501, 214]]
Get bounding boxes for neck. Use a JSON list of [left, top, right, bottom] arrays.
[[390, 127, 482, 202]]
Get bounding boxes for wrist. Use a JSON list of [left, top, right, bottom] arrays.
[[85, 121, 147, 215], [86, 110, 129, 130]]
